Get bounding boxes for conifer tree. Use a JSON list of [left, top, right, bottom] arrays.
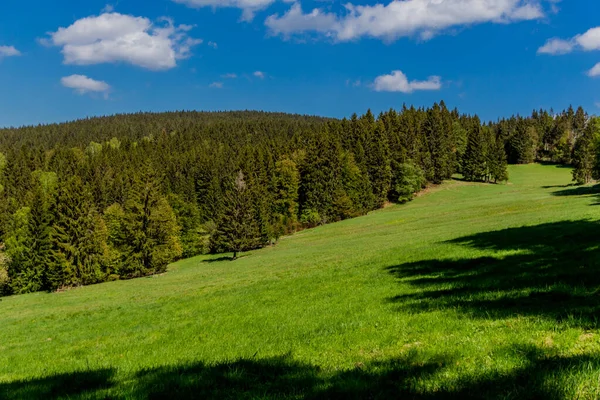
[[213, 171, 260, 260], [48, 177, 109, 289], [7, 186, 53, 293], [117, 169, 182, 276], [573, 117, 599, 184], [365, 119, 392, 207], [488, 136, 509, 183], [462, 120, 488, 182], [273, 158, 300, 235]]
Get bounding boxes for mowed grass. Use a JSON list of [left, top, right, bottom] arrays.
[[2, 163, 600, 399]]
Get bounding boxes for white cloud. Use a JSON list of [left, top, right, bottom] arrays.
[[222, 73, 238, 78], [538, 27, 600, 55], [373, 70, 441, 93], [577, 27, 600, 51], [266, 0, 545, 42], [48, 12, 201, 70], [102, 4, 115, 13], [209, 81, 224, 88], [253, 70, 265, 79], [538, 26, 600, 77], [588, 63, 600, 77], [61, 74, 111, 98], [537, 38, 574, 55], [208, 41, 218, 49], [172, 0, 279, 21], [0, 46, 21, 58]]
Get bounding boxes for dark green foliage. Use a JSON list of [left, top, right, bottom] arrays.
[[462, 122, 488, 182], [0, 106, 595, 296], [48, 177, 109, 289], [507, 119, 536, 164], [6, 186, 53, 294], [488, 136, 509, 183], [109, 171, 182, 277], [212, 171, 261, 259]]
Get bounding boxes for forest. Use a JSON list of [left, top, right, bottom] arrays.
[[0, 103, 597, 296]]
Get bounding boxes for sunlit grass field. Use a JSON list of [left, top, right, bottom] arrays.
[[2, 164, 600, 399]]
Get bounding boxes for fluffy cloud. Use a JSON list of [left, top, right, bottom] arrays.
[[253, 71, 265, 79], [48, 12, 201, 70], [373, 70, 441, 93], [266, 0, 544, 41], [61, 75, 111, 97], [538, 26, 600, 77], [0, 46, 21, 58], [538, 27, 600, 55], [588, 63, 600, 78], [537, 38, 574, 55], [172, 0, 279, 21]]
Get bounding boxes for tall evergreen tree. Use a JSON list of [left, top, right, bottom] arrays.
[[7, 186, 53, 293], [573, 117, 599, 184], [48, 177, 109, 289], [213, 171, 260, 260], [462, 120, 487, 182]]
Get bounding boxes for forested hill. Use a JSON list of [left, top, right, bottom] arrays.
[[0, 104, 598, 297], [0, 111, 332, 149]]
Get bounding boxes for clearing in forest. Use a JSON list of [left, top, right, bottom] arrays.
[[1, 163, 600, 399]]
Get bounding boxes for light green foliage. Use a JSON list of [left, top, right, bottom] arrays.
[[1, 165, 600, 398], [31, 170, 58, 196], [273, 157, 300, 233], [86, 141, 103, 157], [0, 250, 10, 295], [390, 162, 426, 203], [0, 152, 6, 173], [107, 137, 121, 150], [167, 194, 209, 258], [109, 174, 182, 277]]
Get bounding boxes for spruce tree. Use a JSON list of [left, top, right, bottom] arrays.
[[48, 177, 109, 289], [573, 117, 599, 184], [8, 186, 53, 293], [462, 120, 487, 182], [118, 170, 182, 277], [214, 171, 260, 260]]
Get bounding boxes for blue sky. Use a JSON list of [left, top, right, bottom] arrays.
[[0, 0, 599, 127]]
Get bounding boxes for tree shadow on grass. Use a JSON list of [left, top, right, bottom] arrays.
[[3, 348, 599, 399], [0, 369, 114, 400], [387, 220, 600, 328], [549, 184, 600, 198]]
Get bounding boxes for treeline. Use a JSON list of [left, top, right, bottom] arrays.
[[0, 104, 594, 296]]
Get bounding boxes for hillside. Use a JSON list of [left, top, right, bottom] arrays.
[[2, 163, 600, 399]]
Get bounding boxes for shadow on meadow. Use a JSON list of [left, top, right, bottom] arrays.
[[387, 220, 600, 328], [2, 348, 599, 399], [549, 184, 600, 198]]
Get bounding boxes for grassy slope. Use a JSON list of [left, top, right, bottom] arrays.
[[1, 164, 600, 399]]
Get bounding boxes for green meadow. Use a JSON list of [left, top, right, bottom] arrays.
[[1, 163, 600, 399]]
